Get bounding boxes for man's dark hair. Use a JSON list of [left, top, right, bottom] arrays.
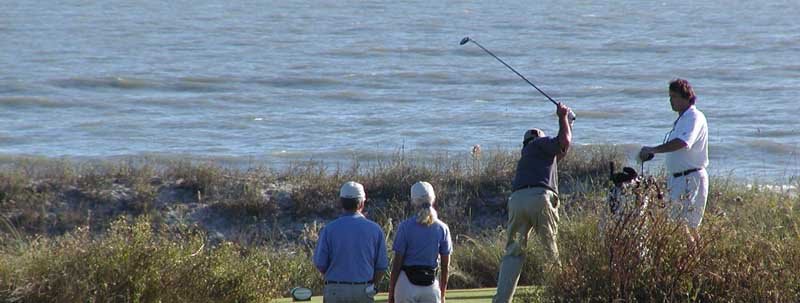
[[340, 197, 362, 211], [669, 78, 696, 104]]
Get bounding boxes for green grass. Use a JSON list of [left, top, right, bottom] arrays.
[[271, 287, 541, 303]]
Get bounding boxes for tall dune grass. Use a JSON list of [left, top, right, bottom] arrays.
[[1, 148, 798, 302]]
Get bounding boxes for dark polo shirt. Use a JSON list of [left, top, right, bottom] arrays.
[[511, 136, 562, 195]]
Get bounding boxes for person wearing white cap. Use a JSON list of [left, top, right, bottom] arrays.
[[493, 102, 572, 303], [313, 181, 389, 303], [388, 181, 453, 303]]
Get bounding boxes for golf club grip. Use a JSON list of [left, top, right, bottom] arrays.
[[568, 110, 576, 121]]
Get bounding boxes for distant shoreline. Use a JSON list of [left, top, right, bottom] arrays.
[[1, 144, 797, 184]]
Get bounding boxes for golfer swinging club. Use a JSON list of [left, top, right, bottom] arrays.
[[493, 102, 573, 303]]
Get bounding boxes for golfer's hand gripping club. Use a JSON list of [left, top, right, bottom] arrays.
[[460, 36, 576, 122], [638, 146, 655, 162]]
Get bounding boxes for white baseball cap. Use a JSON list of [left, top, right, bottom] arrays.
[[410, 181, 435, 206], [340, 181, 366, 200]]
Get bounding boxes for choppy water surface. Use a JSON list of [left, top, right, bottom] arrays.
[[2, 1, 799, 181]]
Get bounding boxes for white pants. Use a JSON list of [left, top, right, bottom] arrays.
[[394, 271, 441, 303], [323, 283, 376, 303], [667, 169, 709, 228]]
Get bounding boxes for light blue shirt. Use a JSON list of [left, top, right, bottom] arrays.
[[313, 212, 389, 282], [392, 216, 452, 268]]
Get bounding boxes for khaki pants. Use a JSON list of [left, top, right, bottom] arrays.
[[323, 283, 376, 303], [493, 187, 560, 303]]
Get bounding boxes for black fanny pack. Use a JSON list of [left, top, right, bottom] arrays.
[[402, 265, 436, 286]]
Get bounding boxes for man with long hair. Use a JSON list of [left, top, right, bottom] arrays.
[[639, 78, 709, 229]]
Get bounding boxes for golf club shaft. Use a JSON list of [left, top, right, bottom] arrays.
[[467, 40, 558, 106]]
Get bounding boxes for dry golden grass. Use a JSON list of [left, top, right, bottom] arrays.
[[1, 148, 798, 302]]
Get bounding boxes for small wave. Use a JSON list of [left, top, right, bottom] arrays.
[[75, 121, 107, 129], [617, 87, 664, 98], [270, 149, 312, 157], [216, 121, 250, 130], [598, 42, 671, 53], [254, 76, 342, 88], [52, 77, 154, 90], [387, 71, 456, 84], [321, 48, 386, 57], [173, 78, 231, 92], [360, 118, 388, 127], [137, 97, 215, 108], [784, 64, 800, 72], [178, 76, 229, 84], [0, 82, 33, 94], [51, 76, 231, 92], [455, 47, 528, 58], [0, 133, 27, 144], [743, 139, 798, 155], [574, 110, 628, 119], [747, 129, 799, 138], [0, 96, 70, 108], [417, 138, 455, 146], [399, 130, 428, 137], [702, 43, 743, 51], [365, 46, 444, 56], [320, 91, 369, 102]]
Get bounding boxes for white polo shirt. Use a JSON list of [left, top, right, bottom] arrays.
[[664, 106, 709, 174]]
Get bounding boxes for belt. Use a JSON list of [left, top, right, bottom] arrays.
[[672, 168, 702, 178], [512, 184, 549, 193], [325, 280, 372, 285]]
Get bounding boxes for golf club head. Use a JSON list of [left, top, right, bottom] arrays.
[[459, 37, 470, 45]]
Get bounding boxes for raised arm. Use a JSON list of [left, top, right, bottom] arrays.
[[556, 102, 573, 159]]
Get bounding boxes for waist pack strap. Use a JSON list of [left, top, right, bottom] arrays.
[[402, 265, 437, 271]]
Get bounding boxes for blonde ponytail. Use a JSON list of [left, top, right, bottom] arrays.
[[415, 201, 437, 226], [411, 181, 437, 226]]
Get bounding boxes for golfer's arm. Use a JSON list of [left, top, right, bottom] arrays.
[[439, 254, 450, 299], [388, 253, 403, 297], [651, 138, 687, 154], [373, 270, 385, 288], [556, 114, 572, 158]]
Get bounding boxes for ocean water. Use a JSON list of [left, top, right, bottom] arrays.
[[1, 0, 799, 181]]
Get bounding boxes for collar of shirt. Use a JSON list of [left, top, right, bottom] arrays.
[[339, 211, 364, 219]]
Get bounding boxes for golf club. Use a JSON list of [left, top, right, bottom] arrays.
[[460, 36, 575, 120]]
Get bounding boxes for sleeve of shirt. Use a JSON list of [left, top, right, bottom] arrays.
[[537, 137, 562, 156], [392, 222, 407, 254], [375, 228, 389, 271], [439, 224, 453, 256], [674, 112, 702, 147], [313, 227, 329, 272]]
